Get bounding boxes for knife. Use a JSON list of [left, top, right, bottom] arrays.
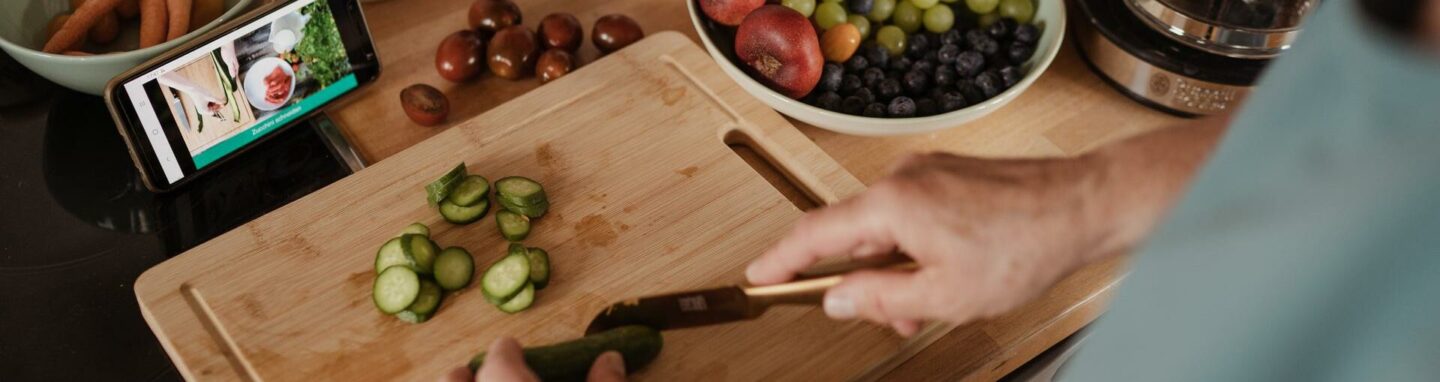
[[584, 253, 918, 335]]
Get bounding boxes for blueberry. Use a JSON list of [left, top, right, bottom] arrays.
[[989, 18, 1017, 39], [815, 92, 842, 111], [846, 54, 869, 72], [886, 69, 904, 80], [903, 70, 929, 95], [986, 53, 1009, 69], [887, 96, 917, 117], [937, 44, 961, 64], [840, 74, 864, 95], [877, 78, 903, 99], [1013, 24, 1039, 44], [842, 96, 867, 115], [966, 29, 998, 55], [975, 71, 1001, 97], [933, 65, 956, 87], [906, 34, 930, 59], [854, 87, 876, 104], [1007, 41, 1035, 64], [862, 67, 886, 88], [999, 66, 1022, 88], [849, 0, 874, 15], [928, 87, 946, 102], [864, 45, 890, 69], [911, 60, 935, 76], [954, 51, 985, 77], [941, 28, 965, 46], [915, 98, 938, 116], [863, 102, 887, 117], [889, 56, 912, 72], [818, 63, 844, 93], [957, 79, 985, 103], [938, 91, 967, 111]]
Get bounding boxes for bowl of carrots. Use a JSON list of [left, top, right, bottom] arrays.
[[0, 0, 253, 95]]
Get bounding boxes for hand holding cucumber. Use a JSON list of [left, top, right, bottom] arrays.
[[440, 337, 628, 382]]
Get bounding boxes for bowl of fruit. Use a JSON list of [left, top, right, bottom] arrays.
[[688, 0, 1063, 136]]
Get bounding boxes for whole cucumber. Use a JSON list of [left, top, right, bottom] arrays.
[[468, 326, 663, 381]]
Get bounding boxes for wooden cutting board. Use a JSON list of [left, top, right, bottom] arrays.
[[136, 32, 922, 381]]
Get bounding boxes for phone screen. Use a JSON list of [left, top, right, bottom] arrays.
[[114, 0, 375, 189]]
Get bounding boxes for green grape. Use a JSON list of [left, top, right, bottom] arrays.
[[891, 0, 922, 33], [782, 0, 817, 17], [909, 0, 939, 9], [966, 0, 999, 14], [978, 12, 999, 27], [922, 5, 954, 33], [814, 2, 848, 30], [868, 0, 896, 23], [998, 0, 1036, 24], [876, 25, 907, 57], [939, 0, 959, 3], [847, 14, 873, 40]]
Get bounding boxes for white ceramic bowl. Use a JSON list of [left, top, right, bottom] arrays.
[[686, 0, 1066, 136], [243, 56, 295, 111]]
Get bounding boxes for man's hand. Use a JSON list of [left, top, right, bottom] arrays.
[[440, 337, 627, 382]]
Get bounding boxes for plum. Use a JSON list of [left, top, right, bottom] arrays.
[[700, 0, 765, 27], [735, 5, 823, 99]]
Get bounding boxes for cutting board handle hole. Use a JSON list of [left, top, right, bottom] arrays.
[[724, 130, 821, 211]]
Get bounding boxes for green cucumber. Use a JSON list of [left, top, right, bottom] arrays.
[[496, 210, 531, 241], [449, 175, 490, 207], [481, 252, 531, 303], [496, 282, 535, 313], [434, 247, 475, 291], [426, 163, 468, 207], [525, 247, 550, 290], [397, 279, 443, 323], [374, 237, 414, 274], [467, 325, 664, 380], [402, 234, 439, 274], [495, 176, 548, 207], [498, 198, 549, 219], [373, 266, 421, 314], [440, 199, 490, 224], [400, 222, 430, 237]]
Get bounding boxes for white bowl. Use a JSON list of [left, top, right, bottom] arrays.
[[686, 0, 1066, 136], [243, 56, 295, 111]]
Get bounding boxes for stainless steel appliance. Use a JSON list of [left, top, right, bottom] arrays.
[[1074, 0, 1319, 116]]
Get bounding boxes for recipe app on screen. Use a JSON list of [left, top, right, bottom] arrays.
[[122, 0, 357, 182]]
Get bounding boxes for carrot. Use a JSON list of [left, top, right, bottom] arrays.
[[46, 14, 72, 40], [117, 0, 140, 19], [63, 51, 95, 56], [165, 0, 191, 41], [43, 0, 120, 53], [139, 0, 167, 48], [90, 11, 120, 44]]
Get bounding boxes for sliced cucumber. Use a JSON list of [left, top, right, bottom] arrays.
[[495, 176, 548, 206], [468, 326, 664, 379], [496, 282, 535, 313], [496, 210, 531, 241], [434, 247, 475, 291], [525, 247, 551, 290], [426, 163, 468, 207], [374, 237, 415, 274], [498, 198, 549, 219], [402, 234, 439, 274], [440, 199, 490, 224], [397, 279, 444, 323], [450, 175, 491, 207], [481, 252, 531, 303], [373, 266, 421, 314], [400, 222, 430, 237]]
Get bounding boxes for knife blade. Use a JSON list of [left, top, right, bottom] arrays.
[[585, 254, 917, 335]]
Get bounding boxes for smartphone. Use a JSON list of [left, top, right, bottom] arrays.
[[105, 0, 379, 192]]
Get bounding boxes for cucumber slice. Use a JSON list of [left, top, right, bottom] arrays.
[[496, 282, 535, 313], [373, 266, 421, 314], [439, 199, 490, 224], [468, 326, 664, 380], [525, 247, 551, 290], [426, 163, 468, 207], [496, 210, 531, 241], [481, 252, 531, 302], [397, 279, 443, 323], [400, 222, 430, 237], [402, 234, 439, 274], [495, 176, 548, 206], [498, 198, 549, 219], [434, 247, 475, 291], [374, 237, 414, 274], [449, 175, 491, 207]]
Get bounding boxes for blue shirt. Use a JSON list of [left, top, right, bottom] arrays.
[[1065, 1, 1440, 380]]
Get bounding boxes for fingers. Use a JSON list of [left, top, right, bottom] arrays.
[[439, 366, 474, 382], [747, 197, 896, 285], [586, 351, 626, 382], [890, 320, 921, 337], [823, 269, 936, 325], [477, 338, 539, 382]]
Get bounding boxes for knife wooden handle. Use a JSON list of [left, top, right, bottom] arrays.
[[743, 253, 917, 307]]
